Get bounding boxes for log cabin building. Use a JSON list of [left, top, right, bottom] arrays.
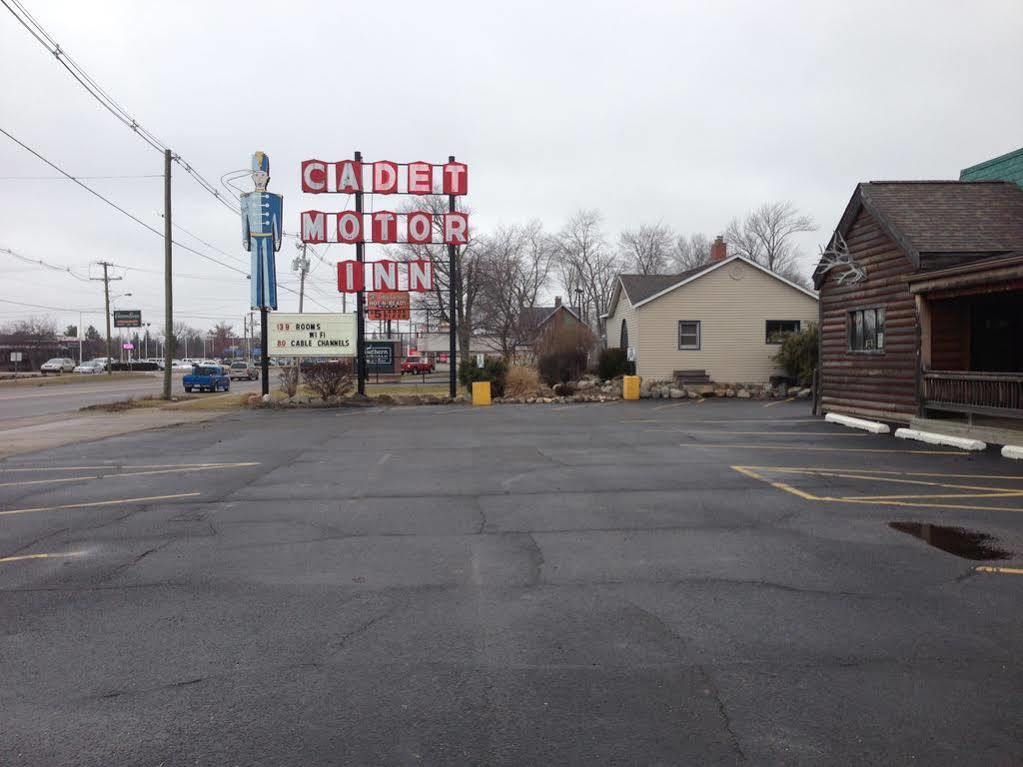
[[815, 179, 1023, 432]]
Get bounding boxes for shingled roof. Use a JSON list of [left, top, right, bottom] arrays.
[[619, 262, 717, 304], [832, 181, 1023, 268]]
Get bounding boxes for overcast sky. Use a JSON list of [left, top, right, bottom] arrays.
[[1, 0, 1021, 335]]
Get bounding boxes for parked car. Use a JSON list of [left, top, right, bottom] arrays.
[[401, 356, 435, 375], [183, 364, 230, 393], [171, 359, 192, 371], [73, 360, 105, 374], [40, 357, 75, 375], [228, 361, 259, 381]]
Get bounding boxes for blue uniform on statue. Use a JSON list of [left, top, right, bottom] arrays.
[[241, 151, 283, 310]]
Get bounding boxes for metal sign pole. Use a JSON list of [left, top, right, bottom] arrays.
[[355, 150, 366, 396], [260, 308, 269, 396], [448, 154, 458, 399]]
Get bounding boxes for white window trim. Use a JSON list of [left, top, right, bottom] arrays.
[[678, 320, 701, 351]]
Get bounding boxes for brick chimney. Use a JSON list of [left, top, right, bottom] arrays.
[[554, 296, 562, 307], [710, 236, 727, 262]]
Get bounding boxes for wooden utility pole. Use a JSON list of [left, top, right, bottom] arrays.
[[90, 261, 121, 375], [162, 149, 173, 399]]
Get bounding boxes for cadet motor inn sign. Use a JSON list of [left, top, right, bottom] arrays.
[[268, 313, 356, 357]]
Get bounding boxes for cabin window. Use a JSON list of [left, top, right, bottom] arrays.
[[848, 307, 885, 352], [678, 320, 701, 350], [766, 320, 801, 343]]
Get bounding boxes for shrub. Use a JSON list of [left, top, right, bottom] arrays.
[[278, 364, 299, 398], [772, 323, 818, 386], [110, 362, 160, 371], [535, 323, 595, 385], [597, 348, 628, 380], [505, 364, 540, 397], [302, 360, 355, 400], [458, 357, 507, 397]]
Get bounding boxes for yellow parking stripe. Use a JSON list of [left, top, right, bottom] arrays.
[[975, 566, 1023, 576], [0, 551, 85, 564], [0, 462, 258, 489], [0, 492, 200, 516], [763, 397, 797, 408]]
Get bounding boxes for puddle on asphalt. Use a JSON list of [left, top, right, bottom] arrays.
[[889, 522, 1011, 561]]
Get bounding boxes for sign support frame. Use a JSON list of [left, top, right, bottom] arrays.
[[260, 309, 269, 396], [447, 154, 458, 399], [355, 150, 366, 396]]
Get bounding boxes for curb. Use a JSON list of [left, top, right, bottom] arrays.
[[894, 428, 986, 451], [1002, 445, 1023, 460], [824, 413, 890, 434]]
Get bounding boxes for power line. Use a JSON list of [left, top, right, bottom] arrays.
[[0, 126, 249, 277], [0, 174, 162, 180], [0, 0, 240, 216], [0, 247, 90, 281], [0, 296, 102, 313]]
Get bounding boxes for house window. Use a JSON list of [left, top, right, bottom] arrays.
[[848, 307, 885, 352], [678, 320, 701, 350], [766, 320, 801, 344]]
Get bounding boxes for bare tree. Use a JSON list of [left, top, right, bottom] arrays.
[[557, 210, 620, 335], [0, 317, 58, 342], [725, 201, 816, 285], [475, 220, 555, 358], [671, 232, 712, 271], [619, 223, 674, 275], [393, 195, 481, 366]]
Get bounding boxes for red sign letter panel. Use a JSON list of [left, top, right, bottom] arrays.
[[337, 260, 365, 293], [407, 211, 433, 244], [372, 161, 398, 194], [301, 160, 327, 194], [442, 161, 468, 195], [443, 212, 469, 245], [335, 160, 362, 193], [301, 211, 327, 243], [371, 211, 398, 244], [408, 162, 433, 195], [337, 212, 363, 244]]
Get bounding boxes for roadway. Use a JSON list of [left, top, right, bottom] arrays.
[[0, 373, 262, 422], [1, 399, 1021, 765]]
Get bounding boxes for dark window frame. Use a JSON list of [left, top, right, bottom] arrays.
[[678, 320, 701, 351], [847, 307, 886, 353], [765, 320, 801, 344]]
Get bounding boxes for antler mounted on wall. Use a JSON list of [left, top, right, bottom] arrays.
[[817, 232, 867, 285]]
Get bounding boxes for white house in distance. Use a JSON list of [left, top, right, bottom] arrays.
[[603, 238, 819, 384]]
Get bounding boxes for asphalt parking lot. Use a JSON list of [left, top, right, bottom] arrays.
[[2, 399, 1021, 765]]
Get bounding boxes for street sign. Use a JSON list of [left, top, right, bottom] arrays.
[[366, 291, 410, 321], [627, 346, 636, 362], [268, 313, 356, 357], [113, 310, 142, 328], [475, 353, 485, 368], [122, 343, 134, 350]]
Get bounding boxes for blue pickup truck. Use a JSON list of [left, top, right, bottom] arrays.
[[183, 364, 231, 393]]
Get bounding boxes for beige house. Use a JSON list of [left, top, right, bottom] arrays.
[[603, 248, 819, 384]]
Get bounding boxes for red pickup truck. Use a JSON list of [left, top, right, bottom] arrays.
[[401, 356, 435, 375]]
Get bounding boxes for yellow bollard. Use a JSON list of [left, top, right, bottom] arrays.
[[472, 381, 492, 406], [622, 375, 640, 401]]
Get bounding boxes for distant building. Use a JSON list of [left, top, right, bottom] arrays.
[[960, 146, 1023, 188], [603, 238, 819, 383], [518, 297, 586, 345]]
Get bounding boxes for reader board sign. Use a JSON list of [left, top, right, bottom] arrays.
[[113, 310, 142, 328], [367, 291, 410, 321], [10, 352, 23, 362], [268, 313, 356, 357]]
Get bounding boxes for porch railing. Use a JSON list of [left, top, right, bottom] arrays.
[[924, 371, 1023, 419]]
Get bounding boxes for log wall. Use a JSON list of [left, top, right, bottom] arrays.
[[820, 209, 919, 422]]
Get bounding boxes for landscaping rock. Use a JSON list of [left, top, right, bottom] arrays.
[[713, 388, 727, 398], [669, 387, 686, 399], [726, 388, 736, 398], [577, 379, 595, 391], [737, 389, 751, 399]]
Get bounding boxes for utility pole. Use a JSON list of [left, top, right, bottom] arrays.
[[90, 261, 122, 375], [354, 150, 366, 396], [162, 148, 173, 399], [293, 241, 310, 314]]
